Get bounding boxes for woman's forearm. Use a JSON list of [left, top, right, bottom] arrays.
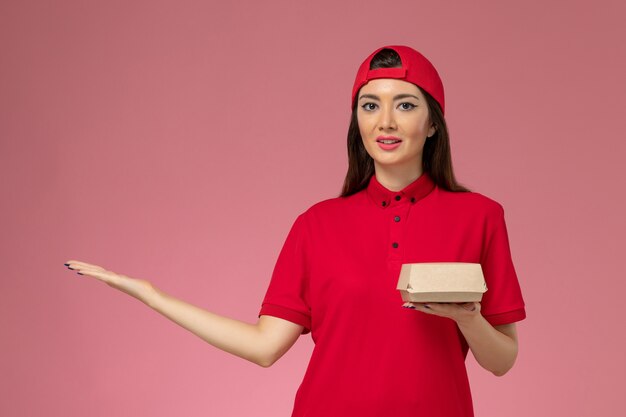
[[456, 315, 518, 376], [144, 286, 270, 367], [65, 260, 303, 367]]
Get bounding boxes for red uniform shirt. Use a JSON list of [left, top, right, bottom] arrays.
[[259, 171, 526, 417]]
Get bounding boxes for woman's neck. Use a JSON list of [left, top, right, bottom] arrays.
[[374, 164, 424, 192]]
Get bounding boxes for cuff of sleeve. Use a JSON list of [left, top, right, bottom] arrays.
[[259, 303, 311, 334], [482, 307, 526, 326]]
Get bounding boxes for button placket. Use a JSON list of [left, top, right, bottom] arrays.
[[388, 196, 410, 262]]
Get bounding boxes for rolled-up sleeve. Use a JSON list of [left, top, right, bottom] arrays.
[[479, 204, 527, 326], [259, 213, 312, 334]]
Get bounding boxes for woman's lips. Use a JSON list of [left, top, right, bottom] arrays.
[[376, 138, 402, 150]]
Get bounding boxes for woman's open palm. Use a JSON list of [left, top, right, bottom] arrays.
[[65, 260, 155, 304]]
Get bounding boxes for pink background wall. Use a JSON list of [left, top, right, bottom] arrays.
[[2, 0, 624, 415]]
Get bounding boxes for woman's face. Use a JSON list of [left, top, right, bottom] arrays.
[[356, 78, 435, 174]]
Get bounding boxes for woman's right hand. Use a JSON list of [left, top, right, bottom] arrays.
[[65, 260, 157, 305]]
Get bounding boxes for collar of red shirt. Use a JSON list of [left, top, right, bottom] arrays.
[[366, 171, 436, 209]]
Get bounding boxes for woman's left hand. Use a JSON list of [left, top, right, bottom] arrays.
[[402, 301, 481, 325]]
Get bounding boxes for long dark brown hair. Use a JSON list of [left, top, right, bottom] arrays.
[[339, 48, 470, 197]]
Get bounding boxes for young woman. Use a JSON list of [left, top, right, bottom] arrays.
[[65, 45, 526, 417]]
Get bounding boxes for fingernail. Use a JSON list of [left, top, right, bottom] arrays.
[[408, 305, 416, 309], [64, 263, 69, 266], [424, 304, 430, 309], [77, 272, 83, 275]]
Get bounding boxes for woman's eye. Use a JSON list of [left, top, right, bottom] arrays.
[[361, 102, 416, 111]]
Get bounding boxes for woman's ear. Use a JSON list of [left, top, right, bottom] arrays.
[[427, 123, 437, 138]]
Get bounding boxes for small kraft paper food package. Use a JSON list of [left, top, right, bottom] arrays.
[[397, 262, 487, 303]]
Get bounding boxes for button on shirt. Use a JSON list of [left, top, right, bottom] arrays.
[[259, 171, 527, 417]]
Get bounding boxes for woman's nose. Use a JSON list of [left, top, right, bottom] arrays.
[[378, 106, 397, 130]]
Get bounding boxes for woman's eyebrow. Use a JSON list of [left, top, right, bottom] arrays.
[[359, 93, 420, 101]]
